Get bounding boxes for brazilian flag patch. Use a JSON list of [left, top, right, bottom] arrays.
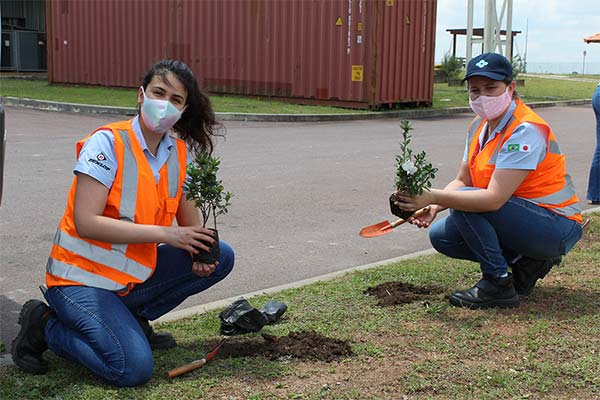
[[507, 143, 520, 152]]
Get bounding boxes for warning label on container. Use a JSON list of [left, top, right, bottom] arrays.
[[357, 22, 363, 31], [386, 0, 394, 6], [336, 16, 343, 26], [352, 65, 364, 82]]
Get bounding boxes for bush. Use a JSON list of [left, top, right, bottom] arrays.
[[440, 52, 463, 80]]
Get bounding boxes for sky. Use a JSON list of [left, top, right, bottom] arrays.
[[435, 0, 600, 73]]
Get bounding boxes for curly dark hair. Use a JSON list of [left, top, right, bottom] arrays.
[[141, 59, 221, 155]]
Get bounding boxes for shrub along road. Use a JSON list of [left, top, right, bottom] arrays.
[[0, 104, 597, 356]]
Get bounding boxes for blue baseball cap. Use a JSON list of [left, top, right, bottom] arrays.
[[464, 52, 513, 81]]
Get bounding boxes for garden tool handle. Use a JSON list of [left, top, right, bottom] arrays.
[[166, 358, 207, 379], [389, 206, 430, 229]]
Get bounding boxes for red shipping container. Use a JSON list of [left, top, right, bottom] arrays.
[[47, 0, 436, 109]]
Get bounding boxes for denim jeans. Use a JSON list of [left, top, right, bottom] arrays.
[[42, 241, 234, 387], [587, 84, 600, 201], [429, 190, 582, 277]]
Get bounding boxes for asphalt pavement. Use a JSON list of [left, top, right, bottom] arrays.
[[0, 104, 597, 354]]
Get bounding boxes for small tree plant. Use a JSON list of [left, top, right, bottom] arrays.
[[185, 152, 233, 228], [390, 120, 438, 219], [184, 152, 233, 262]]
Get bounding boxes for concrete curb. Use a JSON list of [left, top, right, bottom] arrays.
[[0, 96, 592, 122]]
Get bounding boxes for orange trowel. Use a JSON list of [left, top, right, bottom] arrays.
[[359, 206, 430, 238]]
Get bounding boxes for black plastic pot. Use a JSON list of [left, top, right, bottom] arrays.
[[193, 228, 220, 264], [389, 194, 415, 220]]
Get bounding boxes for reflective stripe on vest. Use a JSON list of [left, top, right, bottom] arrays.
[[118, 130, 138, 223], [166, 141, 180, 197], [525, 174, 581, 217], [48, 229, 153, 282], [46, 258, 127, 292]]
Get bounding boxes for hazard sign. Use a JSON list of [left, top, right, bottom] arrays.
[[336, 16, 343, 26], [352, 65, 364, 82]]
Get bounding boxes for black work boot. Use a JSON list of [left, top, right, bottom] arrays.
[[449, 274, 520, 309], [512, 256, 562, 296], [135, 316, 177, 350], [11, 300, 54, 374]]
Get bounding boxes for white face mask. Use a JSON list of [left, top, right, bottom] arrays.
[[469, 87, 512, 120], [140, 87, 185, 133]]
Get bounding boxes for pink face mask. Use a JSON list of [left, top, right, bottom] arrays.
[[469, 88, 512, 120]]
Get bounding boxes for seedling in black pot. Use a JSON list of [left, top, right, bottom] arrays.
[[184, 152, 233, 264], [390, 120, 438, 219]]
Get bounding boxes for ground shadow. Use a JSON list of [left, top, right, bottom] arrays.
[[0, 295, 24, 355], [517, 285, 600, 320]]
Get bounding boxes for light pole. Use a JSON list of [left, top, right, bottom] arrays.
[[583, 50, 587, 76]]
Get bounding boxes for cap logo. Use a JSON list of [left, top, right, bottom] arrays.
[[476, 60, 488, 68]]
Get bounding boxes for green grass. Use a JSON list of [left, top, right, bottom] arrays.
[[2, 75, 597, 114], [0, 79, 364, 114], [2, 214, 599, 399]]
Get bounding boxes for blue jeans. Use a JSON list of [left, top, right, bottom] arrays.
[[587, 84, 600, 201], [42, 241, 234, 387], [429, 191, 582, 277]]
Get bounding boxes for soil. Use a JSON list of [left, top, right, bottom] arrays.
[[206, 330, 353, 362], [364, 281, 446, 307], [389, 194, 415, 220]]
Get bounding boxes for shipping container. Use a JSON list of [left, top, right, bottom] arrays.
[[47, 0, 436, 109]]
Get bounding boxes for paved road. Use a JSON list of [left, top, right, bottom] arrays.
[[0, 105, 596, 350]]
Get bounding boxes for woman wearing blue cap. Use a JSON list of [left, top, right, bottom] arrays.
[[393, 52, 583, 309]]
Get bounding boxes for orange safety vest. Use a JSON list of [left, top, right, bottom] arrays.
[[467, 99, 582, 223], [46, 119, 188, 294]]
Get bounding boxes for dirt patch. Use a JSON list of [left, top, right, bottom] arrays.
[[364, 281, 446, 306], [208, 330, 353, 362]]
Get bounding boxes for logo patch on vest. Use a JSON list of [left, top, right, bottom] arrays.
[[96, 152, 107, 161]]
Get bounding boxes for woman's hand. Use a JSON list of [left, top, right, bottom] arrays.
[[408, 206, 439, 228], [192, 261, 218, 277], [392, 190, 435, 212], [162, 225, 216, 254]]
